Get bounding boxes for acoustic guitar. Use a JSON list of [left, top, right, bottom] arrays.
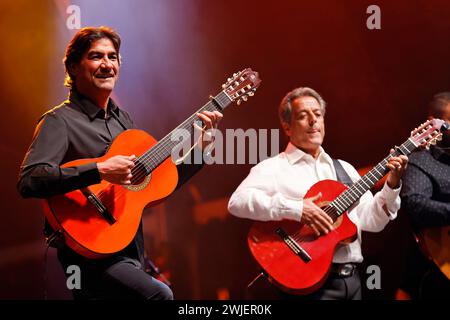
[[247, 119, 448, 295], [43, 68, 261, 258]]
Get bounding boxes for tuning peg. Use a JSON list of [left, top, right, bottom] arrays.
[[248, 91, 254, 97], [237, 99, 242, 105], [242, 95, 248, 102]]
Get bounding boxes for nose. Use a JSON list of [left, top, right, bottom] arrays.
[[309, 113, 317, 126], [100, 57, 113, 70]]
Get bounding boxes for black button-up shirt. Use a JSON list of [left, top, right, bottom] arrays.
[[18, 90, 134, 198], [401, 146, 450, 228], [17, 89, 203, 264]]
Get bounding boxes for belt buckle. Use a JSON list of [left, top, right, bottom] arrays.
[[338, 264, 355, 277]]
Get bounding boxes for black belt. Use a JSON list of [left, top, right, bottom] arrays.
[[330, 263, 359, 278]]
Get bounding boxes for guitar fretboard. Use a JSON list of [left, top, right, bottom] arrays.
[[134, 91, 232, 173], [331, 138, 418, 215]]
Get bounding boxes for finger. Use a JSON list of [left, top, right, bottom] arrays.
[[308, 192, 322, 202], [314, 215, 333, 233], [386, 163, 396, 171], [213, 111, 224, 119], [399, 155, 408, 165], [193, 122, 206, 132], [310, 224, 321, 237], [197, 113, 213, 128], [319, 210, 334, 226], [202, 110, 215, 118]]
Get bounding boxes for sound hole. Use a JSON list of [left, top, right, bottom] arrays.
[[130, 159, 151, 185], [317, 202, 339, 222]]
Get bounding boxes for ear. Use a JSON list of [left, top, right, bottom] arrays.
[[69, 63, 79, 77], [281, 121, 291, 137]]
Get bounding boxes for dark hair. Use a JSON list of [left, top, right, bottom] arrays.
[[279, 87, 326, 125], [428, 92, 450, 119], [63, 26, 121, 88]]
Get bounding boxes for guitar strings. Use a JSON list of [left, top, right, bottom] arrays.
[[289, 139, 417, 242]]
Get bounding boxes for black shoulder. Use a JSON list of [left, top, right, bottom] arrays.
[[407, 149, 432, 165], [37, 100, 72, 123]]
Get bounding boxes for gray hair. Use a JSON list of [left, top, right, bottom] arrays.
[[279, 87, 327, 124], [428, 92, 450, 119]]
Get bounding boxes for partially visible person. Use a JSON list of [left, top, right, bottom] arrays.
[[399, 92, 450, 300], [17, 26, 222, 300]]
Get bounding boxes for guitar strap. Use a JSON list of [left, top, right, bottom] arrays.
[[332, 158, 354, 187]]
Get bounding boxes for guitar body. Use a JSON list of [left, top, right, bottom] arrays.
[[248, 179, 358, 295], [43, 129, 179, 259], [417, 226, 450, 280]]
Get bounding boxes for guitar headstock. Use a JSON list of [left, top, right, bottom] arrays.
[[410, 119, 449, 149], [222, 68, 261, 105]]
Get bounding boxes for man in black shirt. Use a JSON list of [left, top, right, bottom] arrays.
[[17, 26, 222, 300], [400, 92, 450, 299]]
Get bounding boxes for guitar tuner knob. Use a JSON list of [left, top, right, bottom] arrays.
[[237, 99, 242, 105], [248, 92, 254, 96]]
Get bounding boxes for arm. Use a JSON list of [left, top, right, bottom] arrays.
[[175, 145, 204, 190], [401, 163, 450, 228], [17, 112, 101, 199], [339, 160, 401, 232], [227, 162, 303, 222]]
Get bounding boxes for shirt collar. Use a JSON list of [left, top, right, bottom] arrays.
[[284, 142, 332, 165], [69, 89, 119, 120]]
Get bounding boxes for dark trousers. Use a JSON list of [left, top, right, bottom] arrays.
[[58, 250, 173, 300], [275, 264, 362, 300]]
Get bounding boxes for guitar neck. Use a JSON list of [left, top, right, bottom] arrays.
[[139, 90, 232, 171], [331, 137, 418, 215]]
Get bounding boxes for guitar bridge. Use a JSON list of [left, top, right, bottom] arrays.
[[276, 227, 311, 263], [80, 188, 116, 225]]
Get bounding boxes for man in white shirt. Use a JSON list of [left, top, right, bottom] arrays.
[[228, 87, 408, 300]]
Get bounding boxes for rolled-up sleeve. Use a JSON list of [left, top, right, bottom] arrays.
[[228, 162, 302, 222], [340, 160, 401, 232]]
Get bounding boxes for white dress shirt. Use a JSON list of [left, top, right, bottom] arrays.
[[228, 142, 401, 263]]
